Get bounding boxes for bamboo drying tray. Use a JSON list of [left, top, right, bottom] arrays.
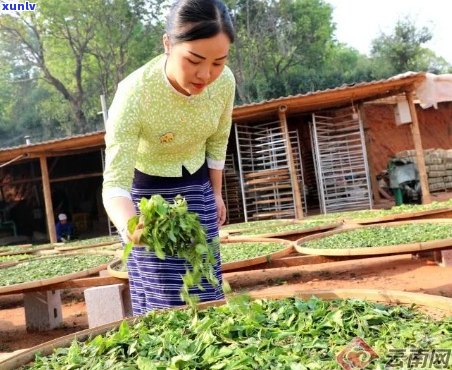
[[2, 287, 451, 370], [220, 219, 295, 234], [55, 241, 122, 253], [107, 259, 128, 279], [295, 219, 452, 257], [221, 237, 294, 272], [226, 219, 342, 240], [0, 243, 58, 257], [348, 207, 452, 225], [107, 237, 295, 279], [0, 254, 116, 295]]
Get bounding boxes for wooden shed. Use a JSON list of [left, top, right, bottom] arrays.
[[2, 71, 448, 242]]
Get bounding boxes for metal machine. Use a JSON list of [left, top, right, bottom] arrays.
[[388, 158, 421, 205]]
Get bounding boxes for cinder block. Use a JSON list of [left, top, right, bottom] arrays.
[[24, 290, 63, 331], [84, 284, 128, 328], [437, 248, 452, 267]]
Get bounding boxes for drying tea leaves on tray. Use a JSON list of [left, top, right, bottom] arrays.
[[301, 223, 452, 250], [308, 199, 452, 222], [0, 253, 34, 263], [25, 297, 451, 369], [0, 243, 53, 254], [220, 241, 288, 263], [125, 195, 218, 306], [64, 235, 120, 246], [233, 220, 334, 236], [0, 254, 112, 287], [221, 219, 291, 231]]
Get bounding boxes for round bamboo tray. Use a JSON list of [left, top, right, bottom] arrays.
[[0, 253, 36, 268], [0, 243, 58, 257], [1, 287, 450, 370], [295, 219, 452, 257], [0, 254, 116, 295], [54, 240, 121, 253], [349, 207, 452, 225], [107, 238, 295, 278], [221, 219, 295, 234], [107, 258, 128, 279], [221, 237, 294, 272], [226, 219, 342, 240]]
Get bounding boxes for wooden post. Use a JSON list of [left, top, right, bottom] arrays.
[[278, 105, 304, 219], [40, 155, 57, 243], [359, 104, 380, 204], [405, 91, 431, 204]]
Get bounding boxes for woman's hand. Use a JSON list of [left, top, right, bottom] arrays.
[[214, 194, 227, 226]]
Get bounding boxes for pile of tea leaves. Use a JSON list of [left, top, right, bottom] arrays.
[[26, 296, 451, 369]]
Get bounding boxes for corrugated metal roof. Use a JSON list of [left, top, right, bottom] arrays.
[[232, 71, 426, 123], [0, 131, 106, 163], [1, 130, 105, 152]]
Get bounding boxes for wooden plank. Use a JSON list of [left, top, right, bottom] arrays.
[[254, 197, 294, 205], [248, 184, 292, 192], [245, 175, 290, 185], [359, 103, 380, 202], [279, 106, 304, 219], [40, 155, 57, 244], [244, 169, 289, 179], [406, 90, 431, 204]]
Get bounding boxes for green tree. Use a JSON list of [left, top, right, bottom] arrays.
[[0, 0, 161, 135], [369, 17, 449, 77], [227, 0, 336, 103]]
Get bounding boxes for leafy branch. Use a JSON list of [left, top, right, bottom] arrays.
[[124, 194, 219, 307]]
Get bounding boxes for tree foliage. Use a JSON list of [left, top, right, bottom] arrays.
[[0, 1, 450, 147], [370, 18, 450, 78], [0, 0, 163, 144]]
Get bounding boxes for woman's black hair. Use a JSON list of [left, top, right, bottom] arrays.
[[166, 0, 234, 44]]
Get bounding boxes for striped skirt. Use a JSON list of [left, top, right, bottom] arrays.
[[127, 163, 224, 315]]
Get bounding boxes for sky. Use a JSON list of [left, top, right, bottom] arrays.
[[327, 0, 452, 64]]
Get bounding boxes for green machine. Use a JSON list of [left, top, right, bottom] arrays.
[[388, 158, 421, 205]]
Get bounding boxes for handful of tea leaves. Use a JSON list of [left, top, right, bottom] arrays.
[[123, 194, 218, 305]]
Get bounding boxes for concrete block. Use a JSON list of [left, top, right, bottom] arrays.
[[84, 284, 128, 328], [24, 290, 63, 331], [437, 248, 452, 267]]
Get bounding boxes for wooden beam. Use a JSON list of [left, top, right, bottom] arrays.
[[50, 172, 103, 183], [0, 132, 105, 164], [405, 91, 431, 204], [40, 155, 57, 243], [278, 106, 304, 219], [359, 104, 380, 203], [3, 172, 103, 186]]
